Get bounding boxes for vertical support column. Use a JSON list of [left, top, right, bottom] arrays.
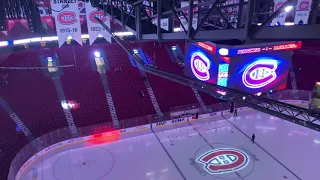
[[110, 0, 114, 19], [157, 0, 162, 41], [237, 0, 244, 28], [245, 0, 255, 43], [311, 0, 320, 24], [136, 5, 142, 40], [120, 0, 125, 27], [188, 0, 194, 40]]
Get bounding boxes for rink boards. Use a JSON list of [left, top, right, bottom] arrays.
[[15, 99, 309, 180]]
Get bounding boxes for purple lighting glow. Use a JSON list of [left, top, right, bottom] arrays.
[[242, 60, 278, 89], [190, 52, 210, 81]]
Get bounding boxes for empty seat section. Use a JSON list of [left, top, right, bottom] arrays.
[[58, 46, 112, 127], [140, 42, 197, 111], [105, 45, 155, 120], [0, 50, 66, 136]]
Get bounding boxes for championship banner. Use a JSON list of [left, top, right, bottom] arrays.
[[180, 1, 198, 32], [51, 0, 82, 47], [294, 0, 312, 25], [271, 0, 288, 26], [85, 2, 111, 45]]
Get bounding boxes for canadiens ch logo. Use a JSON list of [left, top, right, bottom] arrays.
[[196, 148, 249, 175], [242, 60, 278, 89], [190, 52, 210, 81], [89, 11, 107, 23], [57, 11, 77, 25]]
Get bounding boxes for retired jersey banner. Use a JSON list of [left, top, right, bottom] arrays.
[[152, 18, 169, 31], [271, 0, 287, 26], [294, 0, 312, 25], [85, 2, 111, 44], [51, 0, 82, 47]]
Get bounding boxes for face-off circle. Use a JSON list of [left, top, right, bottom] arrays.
[[53, 147, 114, 180], [194, 143, 255, 179]]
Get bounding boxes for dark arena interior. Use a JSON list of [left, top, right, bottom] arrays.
[[1, 0, 320, 179]]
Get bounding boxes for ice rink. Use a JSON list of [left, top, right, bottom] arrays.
[[19, 109, 320, 180]]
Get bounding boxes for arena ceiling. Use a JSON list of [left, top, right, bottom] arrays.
[[89, 0, 320, 43], [0, 0, 320, 44]]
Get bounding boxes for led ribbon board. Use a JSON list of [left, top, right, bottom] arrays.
[[190, 52, 211, 81], [236, 42, 302, 55], [242, 59, 278, 89]]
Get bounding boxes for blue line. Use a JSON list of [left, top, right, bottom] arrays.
[[222, 115, 302, 180], [151, 128, 188, 180]]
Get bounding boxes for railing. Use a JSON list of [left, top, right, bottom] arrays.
[[7, 90, 311, 180]]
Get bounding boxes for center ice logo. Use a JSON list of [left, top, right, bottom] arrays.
[[196, 148, 249, 175], [190, 52, 210, 81], [242, 60, 278, 89], [57, 11, 77, 25], [89, 11, 107, 23]]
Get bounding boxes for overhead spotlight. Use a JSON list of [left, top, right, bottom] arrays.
[[284, 6, 293, 12], [243, 96, 246, 100], [94, 51, 101, 58], [171, 46, 177, 50], [47, 57, 53, 62], [133, 49, 139, 54]]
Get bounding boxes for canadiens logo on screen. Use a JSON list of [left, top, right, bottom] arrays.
[[57, 11, 77, 25], [196, 148, 249, 174], [190, 52, 210, 81], [242, 60, 278, 89], [89, 11, 107, 23]]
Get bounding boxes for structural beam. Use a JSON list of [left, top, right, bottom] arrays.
[[250, 0, 295, 38], [135, 4, 142, 39], [254, 25, 320, 40], [142, 29, 246, 41], [157, 0, 162, 40], [104, 12, 136, 35], [191, 2, 216, 38], [187, 0, 194, 40]]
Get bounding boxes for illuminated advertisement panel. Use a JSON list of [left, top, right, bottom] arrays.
[[231, 42, 302, 56], [184, 43, 219, 84], [228, 51, 292, 93]]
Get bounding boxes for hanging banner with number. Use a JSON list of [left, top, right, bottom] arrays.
[[294, 0, 312, 25], [180, 1, 198, 32], [51, 0, 82, 47], [271, 0, 287, 26], [152, 18, 169, 31], [85, 2, 111, 45]]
